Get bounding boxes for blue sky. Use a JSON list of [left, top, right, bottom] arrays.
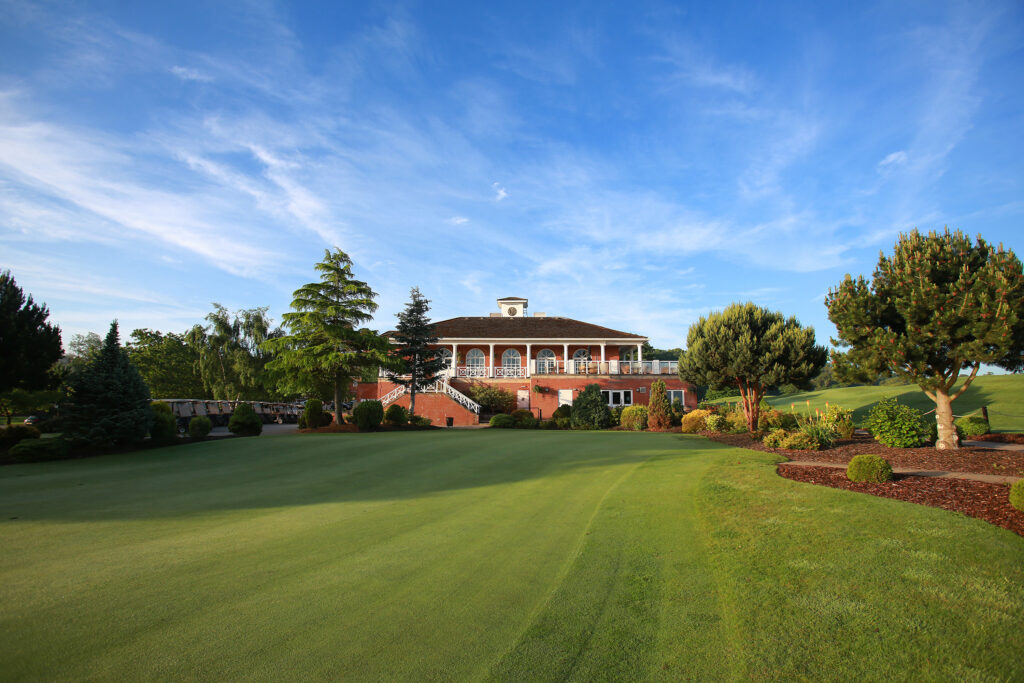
[[1, 1, 1022, 349]]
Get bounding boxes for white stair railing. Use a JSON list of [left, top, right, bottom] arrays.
[[380, 385, 406, 407], [422, 380, 481, 414]]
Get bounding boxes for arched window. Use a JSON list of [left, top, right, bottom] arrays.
[[537, 348, 556, 373], [436, 348, 452, 367], [466, 349, 485, 367], [502, 348, 521, 367], [572, 348, 590, 361]]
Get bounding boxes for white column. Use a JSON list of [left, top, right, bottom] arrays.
[[637, 343, 643, 362], [563, 343, 571, 374], [489, 343, 495, 378], [600, 343, 606, 362], [452, 343, 458, 376], [525, 343, 532, 378]]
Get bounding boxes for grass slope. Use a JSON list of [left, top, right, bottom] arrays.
[[1, 432, 1021, 680], [718, 374, 1024, 431]]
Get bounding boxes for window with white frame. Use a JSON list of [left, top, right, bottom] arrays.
[[666, 389, 686, 406], [536, 348, 556, 373], [501, 348, 521, 368], [436, 348, 452, 367], [572, 348, 590, 361], [600, 390, 632, 406], [466, 348, 485, 367]]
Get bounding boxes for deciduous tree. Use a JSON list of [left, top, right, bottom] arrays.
[[189, 305, 282, 400], [387, 287, 448, 417], [127, 329, 206, 398], [827, 228, 1024, 449], [678, 303, 826, 432]]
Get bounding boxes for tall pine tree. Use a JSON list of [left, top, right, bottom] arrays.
[[388, 287, 448, 417], [264, 249, 387, 420], [827, 228, 1024, 449], [0, 270, 62, 393], [64, 321, 153, 450]]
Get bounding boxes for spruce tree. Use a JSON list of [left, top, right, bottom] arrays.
[[64, 321, 153, 450], [827, 228, 1024, 449], [0, 270, 62, 393], [388, 287, 448, 417]]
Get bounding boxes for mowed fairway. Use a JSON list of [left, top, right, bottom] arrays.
[[1, 432, 1022, 681]]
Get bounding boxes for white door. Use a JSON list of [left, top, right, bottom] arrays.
[[517, 390, 530, 410], [558, 389, 573, 406]]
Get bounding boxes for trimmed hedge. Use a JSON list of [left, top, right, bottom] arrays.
[[385, 403, 409, 426], [620, 405, 648, 431], [489, 414, 515, 428], [303, 400, 324, 430], [229, 403, 263, 437], [188, 415, 212, 440], [353, 400, 384, 432], [955, 414, 990, 437], [1010, 479, 1024, 512], [847, 454, 894, 483]]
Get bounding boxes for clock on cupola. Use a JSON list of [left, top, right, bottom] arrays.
[[496, 297, 528, 317]]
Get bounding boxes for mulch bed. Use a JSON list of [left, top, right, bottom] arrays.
[[777, 464, 1024, 537], [970, 433, 1024, 445], [705, 431, 1024, 477]]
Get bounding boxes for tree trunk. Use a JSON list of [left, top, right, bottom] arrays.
[[409, 387, 416, 418], [736, 380, 763, 432], [333, 373, 343, 425], [934, 388, 959, 450]]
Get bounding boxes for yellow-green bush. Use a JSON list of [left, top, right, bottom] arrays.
[[680, 409, 711, 433], [620, 405, 648, 431]]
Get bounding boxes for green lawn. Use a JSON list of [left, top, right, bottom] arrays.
[[1, 431, 1022, 680], [717, 374, 1024, 432]]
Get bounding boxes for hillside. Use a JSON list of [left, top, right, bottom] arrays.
[[715, 374, 1024, 432]]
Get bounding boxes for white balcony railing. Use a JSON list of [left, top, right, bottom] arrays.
[[494, 366, 527, 378], [457, 366, 489, 378]]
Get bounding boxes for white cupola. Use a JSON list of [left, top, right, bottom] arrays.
[[496, 296, 528, 317]]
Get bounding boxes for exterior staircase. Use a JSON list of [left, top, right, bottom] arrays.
[[380, 380, 480, 414]]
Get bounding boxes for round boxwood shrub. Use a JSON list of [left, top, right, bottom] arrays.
[[188, 415, 212, 440], [866, 397, 927, 448], [515, 414, 537, 429], [1010, 479, 1024, 512], [1, 424, 41, 450], [385, 403, 409, 426], [149, 402, 178, 445], [552, 404, 572, 420], [228, 403, 263, 437], [353, 400, 383, 432], [680, 409, 711, 434], [955, 414, 990, 437], [511, 409, 533, 425], [620, 405, 648, 431], [847, 454, 894, 483], [410, 414, 432, 427], [489, 414, 515, 428], [704, 414, 727, 432]]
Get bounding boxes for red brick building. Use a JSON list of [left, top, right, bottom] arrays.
[[357, 297, 696, 426]]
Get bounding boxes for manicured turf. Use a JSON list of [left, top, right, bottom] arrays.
[[1, 431, 1022, 680], [718, 374, 1024, 432]]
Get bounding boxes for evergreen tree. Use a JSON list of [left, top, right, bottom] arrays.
[[827, 228, 1024, 450], [388, 287, 448, 417], [679, 303, 826, 432], [647, 379, 672, 430], [0, 270, 62, 393], [64, 321, 153, 450], [570, 384, 612, 430], [264, 249, 387, 420]]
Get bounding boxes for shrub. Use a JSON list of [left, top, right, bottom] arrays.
[[1, 424, 41, 450], [552, 404, 572, 420], [1010, 479, 1024, 512], [385, 403, 409, 426], [847, 454, 894, 483], [4, 437, 70, 463], [821, 405, 856, 440], [303, 400, 323, 430], [762, 428, 788, 448], [758, 409, 799, 431], [610, 405, 624, 427], [149, 402, 178, 445], [515, 414, 537, 429], [539, 419, 559, 430], [353, 400, 384, 432], [489, 414, 515, 428], [37, 416, 64, 434], [469, 385, 516, 414], [780, 431, 819, 450], [866, 397, 927, 448], [647, 380, 672, 430], [297, 413, 307, 429], [570, 384, 612, 430], [228, 403, 263, 437], [670, 401, 684, 426], [680, 409, 711, 434], [798, 422, 836, 449], [955, 414, 990, 437], [726, 410, 748, 433], [188, 416, 212, 440], [620, 405, 648, 431], [410, 415, 432, 427], [704, 414, 727, 432], [511, 409, 533, 424], [555, 417, 571, 430]]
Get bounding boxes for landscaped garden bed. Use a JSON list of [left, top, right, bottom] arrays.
[[706, 431, 1024, 476], [777, 463, 1024, 536]]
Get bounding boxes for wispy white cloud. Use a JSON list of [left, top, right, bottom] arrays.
[[448, 216, 469, 225], [492, 182, 509, 202], [878, 150, 907, 169], [169, 65, 212, 82]]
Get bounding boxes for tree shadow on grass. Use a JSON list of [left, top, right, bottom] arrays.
[[0, 431, 722, 522], [847, 385, 997, 426]]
